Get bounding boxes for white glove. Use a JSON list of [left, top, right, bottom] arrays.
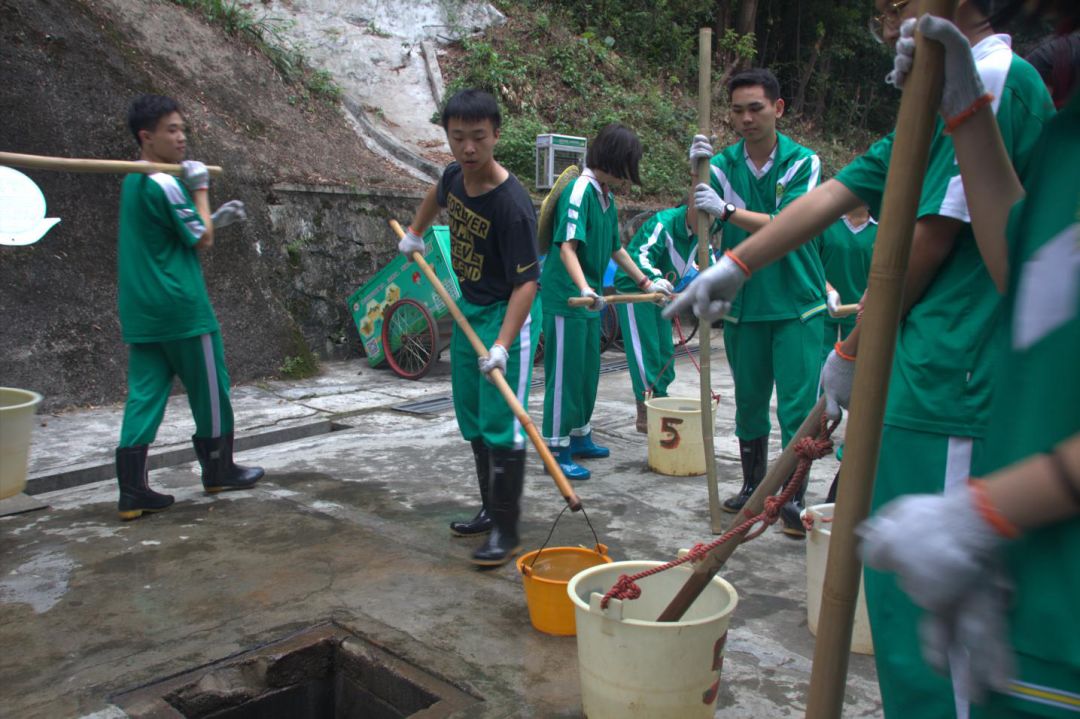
[[211, 200, 246, 228], [397, 226, 425, 257], [859, 486, 1014, 699], [888, 16, 986, 121], [579, 287, 606, 312], [826, 289, 842, 317], [180, 160, 210, 192], [662, 253, 747, 322], [647, 278, 674, 301], [920, 573, 1014, 702], [820, 348, 855, 420], [477, 343, 508, 380], [688, 134, 714, 170], [693, 183, 727, 219]]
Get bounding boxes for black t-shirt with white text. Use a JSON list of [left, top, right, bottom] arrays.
[[436, 162, 540, 306]]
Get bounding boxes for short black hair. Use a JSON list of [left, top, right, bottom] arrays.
[[441, 89, 502, 131], [727, 68, 782, 102], [990, 0, 1079, 28], [586, 124, 643, 186], [128, 94, 182, 145]]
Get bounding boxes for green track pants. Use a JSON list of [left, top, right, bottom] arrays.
[[866, 425, 985, 719], [616, 302, 675, 402], [451, 297, 540, 450], [723, 316, 824, 448], [542, 312, 601, 447], [119, 332, 234, 448]]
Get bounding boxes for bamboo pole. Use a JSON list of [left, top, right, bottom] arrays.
[[389, 220, 582, 511], [567, 292, 667, 307], [832, 303, 860, 318], [694, 27, 724, 534], [0, 151, 224, 176], [657, 395, 826, 620], [805, 1, 957, 716]]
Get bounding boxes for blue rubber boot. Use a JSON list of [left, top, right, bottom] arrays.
[[551, 446, 591, 481], [570, 432, 609, 459]]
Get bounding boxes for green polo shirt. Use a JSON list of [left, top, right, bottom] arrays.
[[117, 172, 219, 344], [834, 35, 1054, 437], [540, 169, 620, 318], [709, 131, 826, 322], [613, 205, 700, 293]]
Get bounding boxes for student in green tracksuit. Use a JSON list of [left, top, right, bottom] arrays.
[[821, 206, 877, 360], [691, 68, 826, 532], [862, 6, 1080, 716], [673, 2, 1055, 715], [613, 204, 699, 433], [540, 124, 672, 481], [400, 89, 541, 568], [114, 94, 262, 521]]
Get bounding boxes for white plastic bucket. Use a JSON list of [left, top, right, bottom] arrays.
[[567, 560, 739, 718], [0, 388, 43, 500], [645, 396, 717, 476], [804, 503, 874, 655]]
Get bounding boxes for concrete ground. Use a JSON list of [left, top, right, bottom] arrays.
[[0, 329, 882, 718]]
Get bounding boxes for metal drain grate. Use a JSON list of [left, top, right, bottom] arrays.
[[392, 345, 708, 415]]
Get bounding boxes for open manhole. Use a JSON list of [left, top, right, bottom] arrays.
[[111, 622, 480, 718]]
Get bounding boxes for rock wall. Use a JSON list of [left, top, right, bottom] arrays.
[[0, 0, 661, 411]]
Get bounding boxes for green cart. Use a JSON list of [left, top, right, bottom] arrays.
[[346, 226, 461, 379]]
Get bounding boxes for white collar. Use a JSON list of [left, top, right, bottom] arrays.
[[843, 215, 877, 233], [743, 141, 777, 179], [581, 167, 611, 210], [971, 33, 1012, 62]]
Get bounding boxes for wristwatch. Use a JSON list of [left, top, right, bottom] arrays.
[[720, 203, 737, 222]]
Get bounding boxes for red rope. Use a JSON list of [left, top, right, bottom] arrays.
[[600, 413, 838, 609]]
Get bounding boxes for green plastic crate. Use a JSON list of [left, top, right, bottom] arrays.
[[347, 226, 461, 367]]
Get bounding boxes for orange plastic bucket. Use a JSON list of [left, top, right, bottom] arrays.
[[517, 544, 612, 636]]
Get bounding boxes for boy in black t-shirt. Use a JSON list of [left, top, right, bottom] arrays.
[[399, 89, 541, 567]]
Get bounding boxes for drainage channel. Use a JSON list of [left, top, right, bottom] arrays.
[[24, 419, 352, 496], [393, 344, 707, 416], [110, 621, 481, 718]]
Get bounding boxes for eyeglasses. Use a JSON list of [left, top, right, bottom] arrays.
[[868, 0, 912, 43]]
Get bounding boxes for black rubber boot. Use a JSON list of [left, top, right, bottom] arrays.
[[780, 472, 808, 539], [193, 432, 264, 493], [116, 445, 174, 521], [826, 467, 840, 504], [471, 448, 525, 567], [722, 436, 768, 513], [450, 440, 494, 537]]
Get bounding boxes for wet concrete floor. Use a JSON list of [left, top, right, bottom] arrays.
[[0, 329, 881, 717]]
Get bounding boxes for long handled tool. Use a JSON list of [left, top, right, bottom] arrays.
[[694, 27, 724, 534], [567, 292, 668, 307], [832, 303, 860, 318], [0, 151, 224, 177], [657, 395, 826, 621], [389, 219, 582, 512], [806, 2, 958, 716]]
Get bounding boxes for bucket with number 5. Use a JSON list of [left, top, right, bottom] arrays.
[[645, 397, 717, 476]]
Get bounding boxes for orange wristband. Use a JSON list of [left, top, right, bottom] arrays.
[[724, 250, 751, 277], [968, 479, 1020, 539], [944, 93, 994, 134], [833, 341, 856, 362]]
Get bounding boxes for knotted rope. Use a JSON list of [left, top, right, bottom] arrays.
[[601, 413, 839, 609]]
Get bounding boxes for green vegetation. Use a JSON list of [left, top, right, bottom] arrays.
[[442, 0, 899, 200], [279, 353, 319, 379], [170, 0, 342, 103]]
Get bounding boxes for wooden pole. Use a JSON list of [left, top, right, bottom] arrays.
[[0, 151, 224, 176], [832, 303, 860, 318], [695, 27, 723, 534], [657, 396, 826, 621], [388, 220, 582, 511], [805, 1, 957, 716], [567, 292, 667, 307]]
